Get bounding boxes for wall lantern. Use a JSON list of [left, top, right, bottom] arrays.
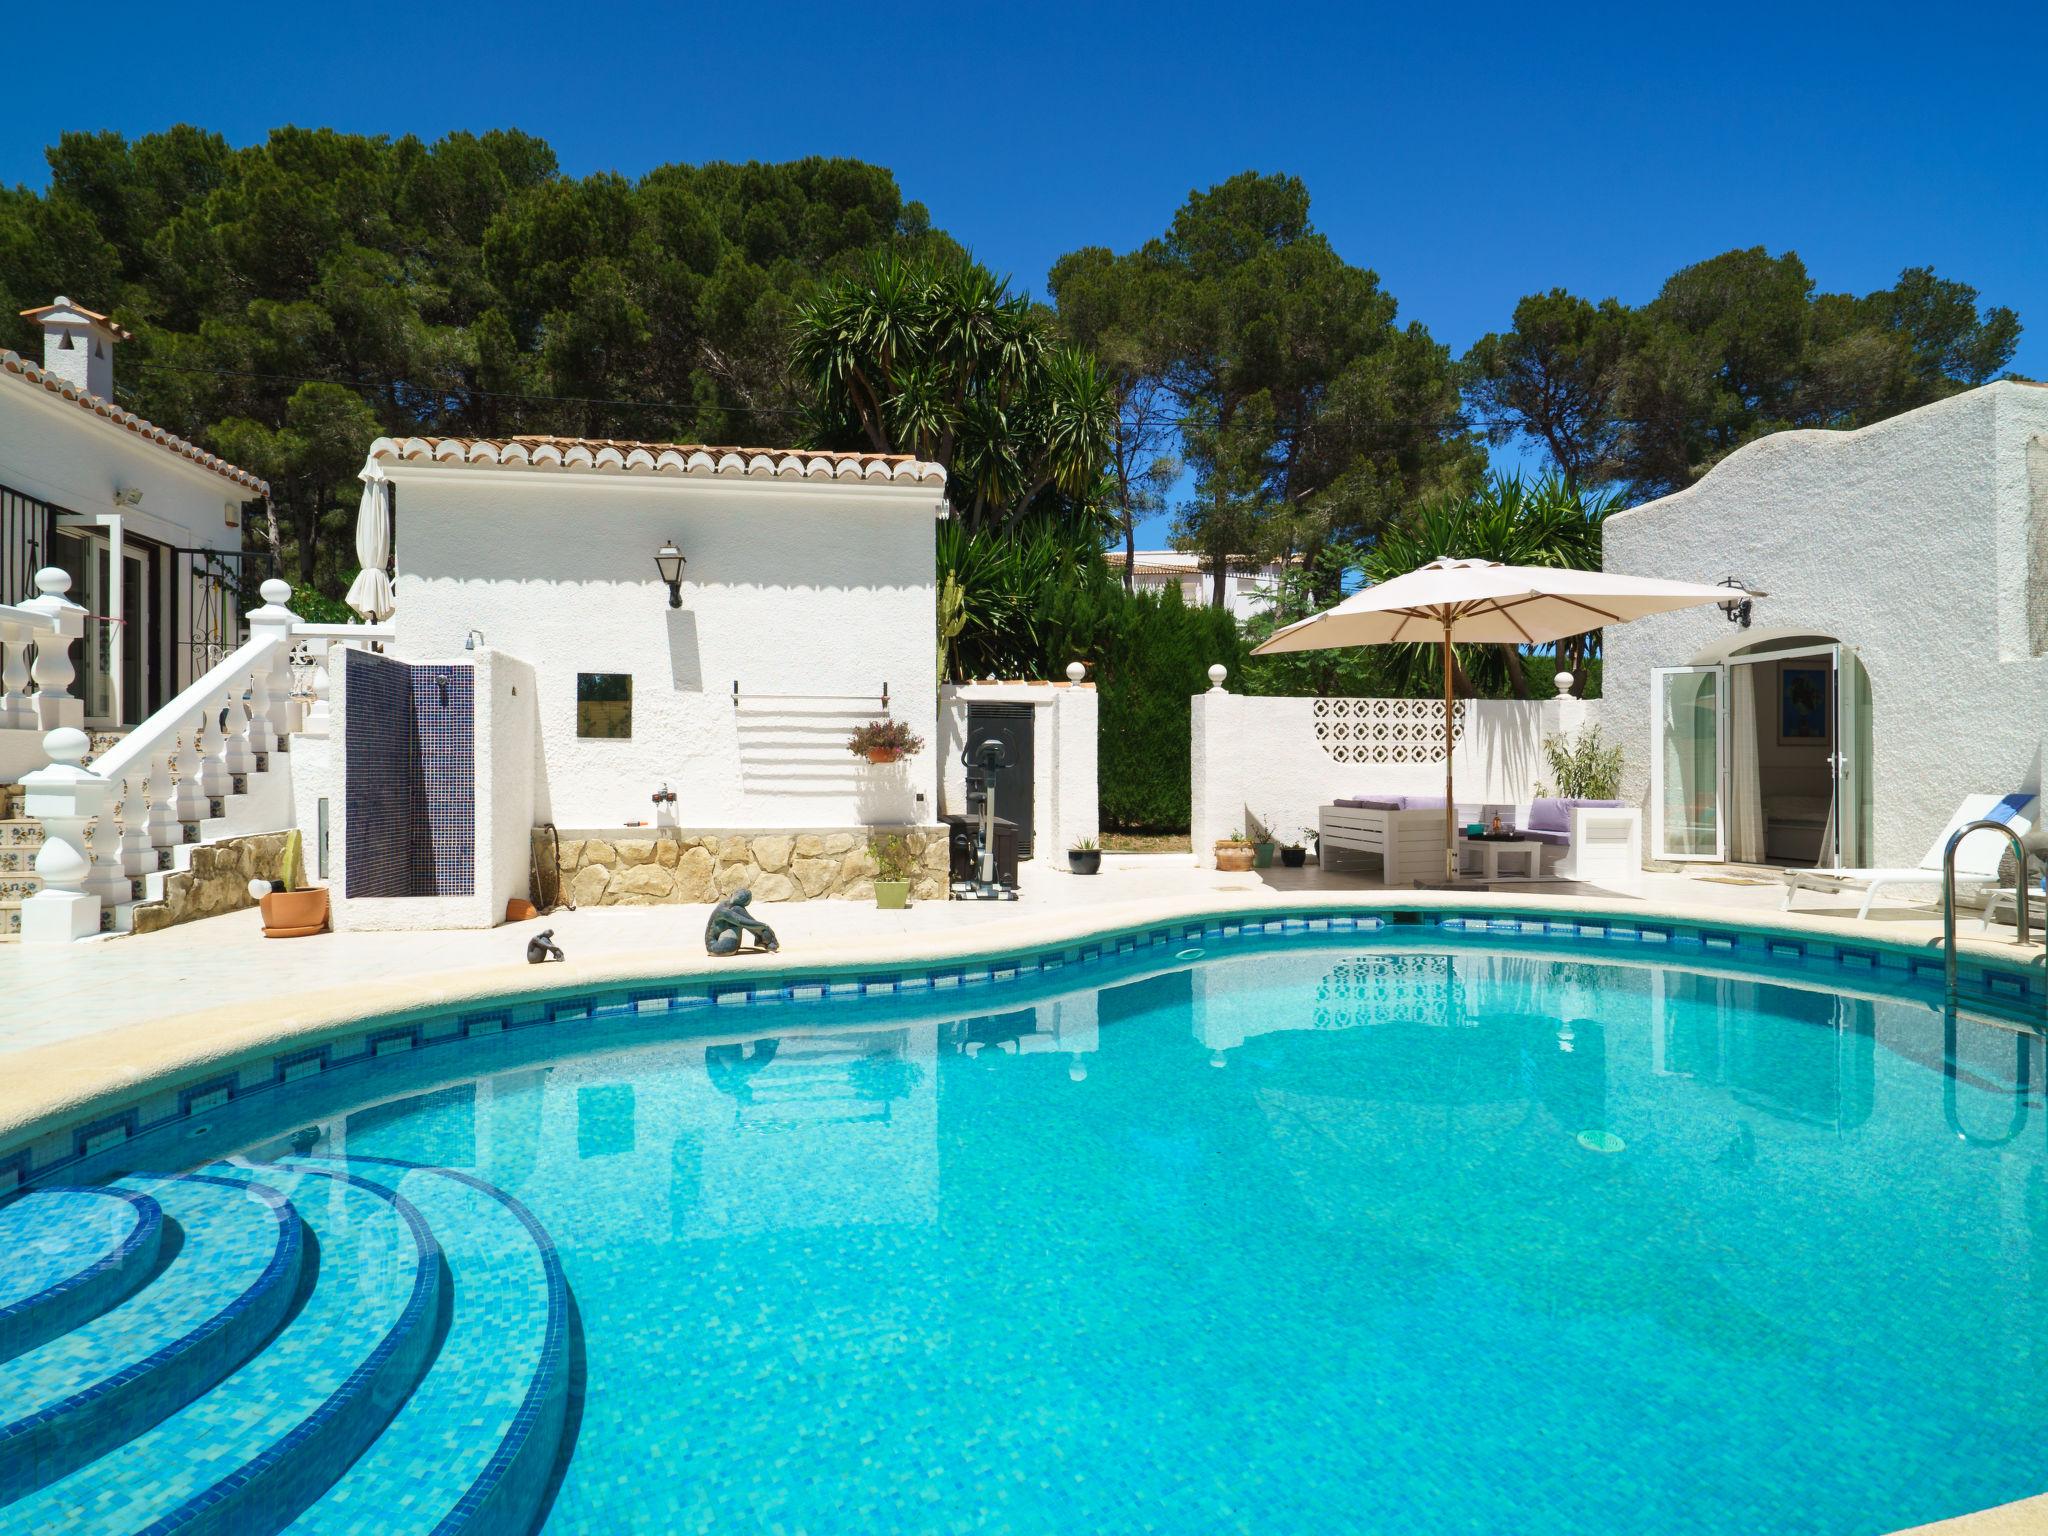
[[1717, 576, 1763, 628], [654, 540, 687, 608]]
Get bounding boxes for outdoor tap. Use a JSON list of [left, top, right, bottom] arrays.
[[652, 783, 677, 807]]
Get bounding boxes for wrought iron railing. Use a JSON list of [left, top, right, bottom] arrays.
[[1, 482, 68, 606]]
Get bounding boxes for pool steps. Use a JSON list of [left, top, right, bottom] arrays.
[[0, 1187, 162, 1363], [0, 1159, 570, 1535]]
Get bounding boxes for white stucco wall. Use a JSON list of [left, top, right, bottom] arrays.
[[1190, 684, 1592, 866], [384, 465, 943, 831], [1604, 381, 2048, 869], [938, 681, 1099, 859]]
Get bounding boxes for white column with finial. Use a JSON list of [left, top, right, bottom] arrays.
[[20, 727, 111, 942], [248, 579, 297, 753], [21, 568, 86, 730], [1190, 663, 1239, 870]]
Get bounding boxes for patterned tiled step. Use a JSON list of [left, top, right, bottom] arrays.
[[283, 1157, 571, 1536], [12, 1163, 444, 1535], [0, 899, 20, 942], [0, 818, 41, 853], [0, 1174, 302, 1501], [0, 1186, 163, 1364]]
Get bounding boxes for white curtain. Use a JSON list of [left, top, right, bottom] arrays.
[[1727, 664, 1765, 863]]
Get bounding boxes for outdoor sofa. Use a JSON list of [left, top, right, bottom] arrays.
[[1317, 794, 1637, 884]]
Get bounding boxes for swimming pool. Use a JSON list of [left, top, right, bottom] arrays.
[[8, 920, 2048, 1534]]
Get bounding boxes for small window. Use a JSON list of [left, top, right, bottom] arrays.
[[577, 673, 632, 738]]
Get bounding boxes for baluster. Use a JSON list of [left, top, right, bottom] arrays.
[[21, 568, 85, 730], [117, 773, 152, 879], [171, 715, 207, 824], [221, 685, 255, 776], [246, 663, 277, 756], [197, 691, 230, 798], [84, 796, 127, 908], [264, 654, 293, 752], [0, 621, 30, 728], [306, 645, 332, 735], [144, 747, 177, 858]]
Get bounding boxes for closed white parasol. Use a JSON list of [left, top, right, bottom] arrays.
[[1252, 558, 1740, 882], [344, 473, 395, 621]]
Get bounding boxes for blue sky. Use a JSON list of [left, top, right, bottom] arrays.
[[5, 0, 2042, 544]]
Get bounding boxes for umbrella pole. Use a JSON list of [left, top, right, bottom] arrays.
[[1443, 623, 1456, 883]]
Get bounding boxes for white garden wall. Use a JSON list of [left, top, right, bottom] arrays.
[[1190, 678, 1594, 867], [384, 463, 944, 831]]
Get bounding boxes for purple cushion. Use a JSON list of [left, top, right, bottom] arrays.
[[1398, 795, 1447, 811], [1521, 828, 1570, 847], [1334, 796, 1403, 810]]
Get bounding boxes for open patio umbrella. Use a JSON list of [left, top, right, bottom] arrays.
[[1252, 557, 1739, 883], [344, 473, 395, 621]]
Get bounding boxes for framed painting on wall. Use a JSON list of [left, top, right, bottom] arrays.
[[1778, 664, 1829, 743]]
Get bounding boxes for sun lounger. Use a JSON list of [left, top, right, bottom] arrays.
[[1780, 793, 2036, 922]]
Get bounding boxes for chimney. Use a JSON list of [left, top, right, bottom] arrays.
[[18, 296, 132, 403]]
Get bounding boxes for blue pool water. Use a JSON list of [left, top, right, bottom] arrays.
[[114, 937, 2030, 1533]]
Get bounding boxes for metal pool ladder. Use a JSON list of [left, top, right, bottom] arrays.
[[1942, 819, 2031, 1010]]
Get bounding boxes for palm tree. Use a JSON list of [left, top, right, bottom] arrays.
[[1360, 473, 1618, 699], [793, 252, 1115, 532]]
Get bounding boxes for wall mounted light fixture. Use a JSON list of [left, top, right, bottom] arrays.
[[1718, 576, 1764, 628], [655, 540, 687, 608]]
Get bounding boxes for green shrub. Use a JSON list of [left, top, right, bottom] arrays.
[[1541, 726, 1625, 800]]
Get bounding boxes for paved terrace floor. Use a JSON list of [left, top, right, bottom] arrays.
[[5, 855, 2041, 1061]]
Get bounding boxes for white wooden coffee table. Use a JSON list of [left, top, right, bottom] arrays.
[[1459, 836, 1541, 881]]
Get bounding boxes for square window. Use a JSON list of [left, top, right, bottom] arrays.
[[577, 673, 632, 738]]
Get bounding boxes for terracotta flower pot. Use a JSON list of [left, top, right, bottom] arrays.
[[260, 887, 330, 938], [1215, 843, 1255, 872], [874, 878, 911, 909], [866, 748, 904, 765]]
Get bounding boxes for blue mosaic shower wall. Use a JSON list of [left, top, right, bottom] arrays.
[[344, 652, 476, 898]]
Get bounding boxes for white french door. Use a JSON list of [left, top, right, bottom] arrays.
[[1830, 644, 1873, 869], [1652, 665, 1725, 861]]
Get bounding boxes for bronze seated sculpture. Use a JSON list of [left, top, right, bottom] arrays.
[[705, 889, 779, 955]]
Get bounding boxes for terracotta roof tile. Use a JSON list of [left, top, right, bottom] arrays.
[[0, 350, 269, 494], [367, 435, 946, 487], [17, 299, 134, 342]]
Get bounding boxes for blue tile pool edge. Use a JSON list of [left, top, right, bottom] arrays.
[[4, 902, 2042, 1196]]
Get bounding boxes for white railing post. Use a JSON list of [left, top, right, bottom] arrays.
[[144, 746, 177, 857], [221, 686, 255, 776], [170, 713, 207, 824], [247, 580, 296, 755], [117, 772, 152, 878], [21, 568, 86, 731], [20, 727, 109, 942], [306, 643, 332, 735], [196, 689, 230, 798], [0, 619, 32, 728], [85, 795, 127, 908]]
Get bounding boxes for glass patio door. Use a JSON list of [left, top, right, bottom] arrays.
[[1653, 665, 1725, 861], [1830, 644, 1873, 869]]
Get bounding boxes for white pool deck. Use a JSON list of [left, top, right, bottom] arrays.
[[1, 853, 2043, 1536]]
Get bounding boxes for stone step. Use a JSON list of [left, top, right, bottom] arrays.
[[280, 1157, 571, 1536], [0, 1187, 165, 1364], [0, 1174, 304, 1501], [13, 1162, 442, 1535]]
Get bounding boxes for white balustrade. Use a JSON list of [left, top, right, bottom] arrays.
[[144, 747, 176, 856], [20, 727, 110, 943]]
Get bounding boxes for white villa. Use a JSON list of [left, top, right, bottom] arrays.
[[1104, 549, 1294, 621], [1605, 379, 2048, 874]]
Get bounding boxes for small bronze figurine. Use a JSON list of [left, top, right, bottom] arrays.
[[527, 928, 565, 964], [705, 889, 779, 955]]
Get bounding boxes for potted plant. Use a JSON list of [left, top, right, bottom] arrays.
[[870, 834, 916, 909], [1068, 836, 1101, 875], [1279, 829, 1310, 868], [1214, 834, 1255, 873], [258, 829, 329, 938], [848, 719, 925, 765]]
